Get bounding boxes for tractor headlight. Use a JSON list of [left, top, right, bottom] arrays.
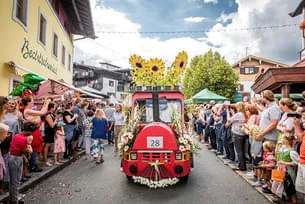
[[175, 153, 182, 160], [130, 153, 137, 160]]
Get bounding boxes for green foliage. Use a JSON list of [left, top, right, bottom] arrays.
[[182, 49, 239, 100]]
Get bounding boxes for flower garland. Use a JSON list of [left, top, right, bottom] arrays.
[[132, 176, 179, 188], [172, 107, 201, 156], [119, 105, 143, 153]]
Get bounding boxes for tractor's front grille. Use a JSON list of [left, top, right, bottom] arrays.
[[141, 152, 171, 163]]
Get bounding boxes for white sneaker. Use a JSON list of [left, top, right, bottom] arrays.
[[246, 171, 254, 177], [252, 181, 262, 187]]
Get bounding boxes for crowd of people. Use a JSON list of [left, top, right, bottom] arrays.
[[0, 96, 124, 204], [1, 89, 305, 203], [190, 90, 305, 203]]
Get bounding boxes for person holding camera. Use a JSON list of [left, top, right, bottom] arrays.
[[22, 97, 50, 173]]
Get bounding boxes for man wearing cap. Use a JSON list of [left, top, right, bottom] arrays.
[[255, 90, 281, 144]]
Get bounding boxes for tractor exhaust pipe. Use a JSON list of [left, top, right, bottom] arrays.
[[152, 91, 160, 122]]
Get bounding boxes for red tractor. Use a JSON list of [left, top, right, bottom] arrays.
[[122, 88, 194, 184]]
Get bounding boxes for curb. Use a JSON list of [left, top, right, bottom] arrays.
[[210, 148, 280, 203], [0, 150, 85, 203]]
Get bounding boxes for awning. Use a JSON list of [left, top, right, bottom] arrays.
[[35, 79, 103, 99], [7, 61, 47, 79], [187, 88, 228, 104], [79, 86, 109, 98], [274, 93, 303, 100]]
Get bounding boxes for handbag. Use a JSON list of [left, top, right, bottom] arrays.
[[271, 169, 285, 182], [271, 180, 284, 198]]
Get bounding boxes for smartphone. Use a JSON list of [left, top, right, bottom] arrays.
[[287, 113, 302, 119]]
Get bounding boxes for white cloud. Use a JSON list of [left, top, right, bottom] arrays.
[[184, 17, 206, 23], [204, 0, 218, 4], [74, 7, 210, 68], [217, 12, 236, 23], [75, 0, 302, 71], [205, 0, 301, 64]]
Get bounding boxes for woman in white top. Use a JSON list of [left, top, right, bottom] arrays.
[[277, 98, 297, 141], [113, 104, 125, 152], [3, 99, 22, 136], [2, 99, 22, 184]]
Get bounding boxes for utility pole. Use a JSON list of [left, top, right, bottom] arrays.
[[246, 47, 248, 57]]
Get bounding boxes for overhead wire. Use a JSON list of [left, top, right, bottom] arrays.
[[78, 23, 300, 65], [95, 23, 299, 35]]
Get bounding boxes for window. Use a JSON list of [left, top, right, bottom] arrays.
[[117, 84, 124, 92], [62, 45, 66, 65], [245, 67, 254, 74], [109, 80, 114, 87], [68, 54, 71, 71], [240, 67, 258, 75], [52, 33, 58, 57], [135, 99, 182, 123], [38, 10, 47, 46], [13, 0, 28, 29], [9, 74, 23, 93]]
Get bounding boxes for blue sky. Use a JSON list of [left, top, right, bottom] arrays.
[[75, 0, 302, 68], [98, 0, 238, 40]]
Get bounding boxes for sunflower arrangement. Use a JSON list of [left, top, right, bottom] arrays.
[[173, 51, 188, 75], [129, 51, 188, 87], [129, 55, 147, 86], [145, 58, 165, 86]]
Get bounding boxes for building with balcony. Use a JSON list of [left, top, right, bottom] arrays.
[[73, 62, 132, 101], [232, 55, 288, 98], [251, 2, 305, 99], [0, 0, 95, 96]]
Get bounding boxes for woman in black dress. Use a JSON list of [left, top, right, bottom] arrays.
[[43, 103, 57, 166], [63, 103, 78, 158]]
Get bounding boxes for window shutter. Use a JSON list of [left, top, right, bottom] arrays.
[[254, 67, 259, 74], [239, 84, 244, 91], [240, 68, 245, 74]]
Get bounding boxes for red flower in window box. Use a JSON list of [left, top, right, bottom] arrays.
[[299, 19, 305, 30]]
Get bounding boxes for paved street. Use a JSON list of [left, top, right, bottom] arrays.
[[23, 145, 269, 204]]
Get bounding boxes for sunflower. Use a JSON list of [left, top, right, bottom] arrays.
[[129, 54, 146, 70], [145, 58, 165, 85], [173, 51, 188, 74], [146, 58, 165, 77]]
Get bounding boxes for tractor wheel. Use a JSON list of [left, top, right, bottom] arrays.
[[179, 174, 189, 183], [126, 175, 133, 183]]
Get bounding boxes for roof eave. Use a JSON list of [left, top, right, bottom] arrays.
[[63, 0, 96, 39], [289, 0, 305, 17]]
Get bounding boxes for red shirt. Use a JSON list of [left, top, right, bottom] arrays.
[[300, 132, 305, 165], [31, 129, 43, 152], [10, 133, 28, 156]]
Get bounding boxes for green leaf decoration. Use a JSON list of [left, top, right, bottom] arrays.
[[23, 73, 45, 84]]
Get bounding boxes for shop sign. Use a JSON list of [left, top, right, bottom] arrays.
[[21, 38, 58, 74]]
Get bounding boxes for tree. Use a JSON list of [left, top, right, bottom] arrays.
[[182, 50, 239, 100]]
